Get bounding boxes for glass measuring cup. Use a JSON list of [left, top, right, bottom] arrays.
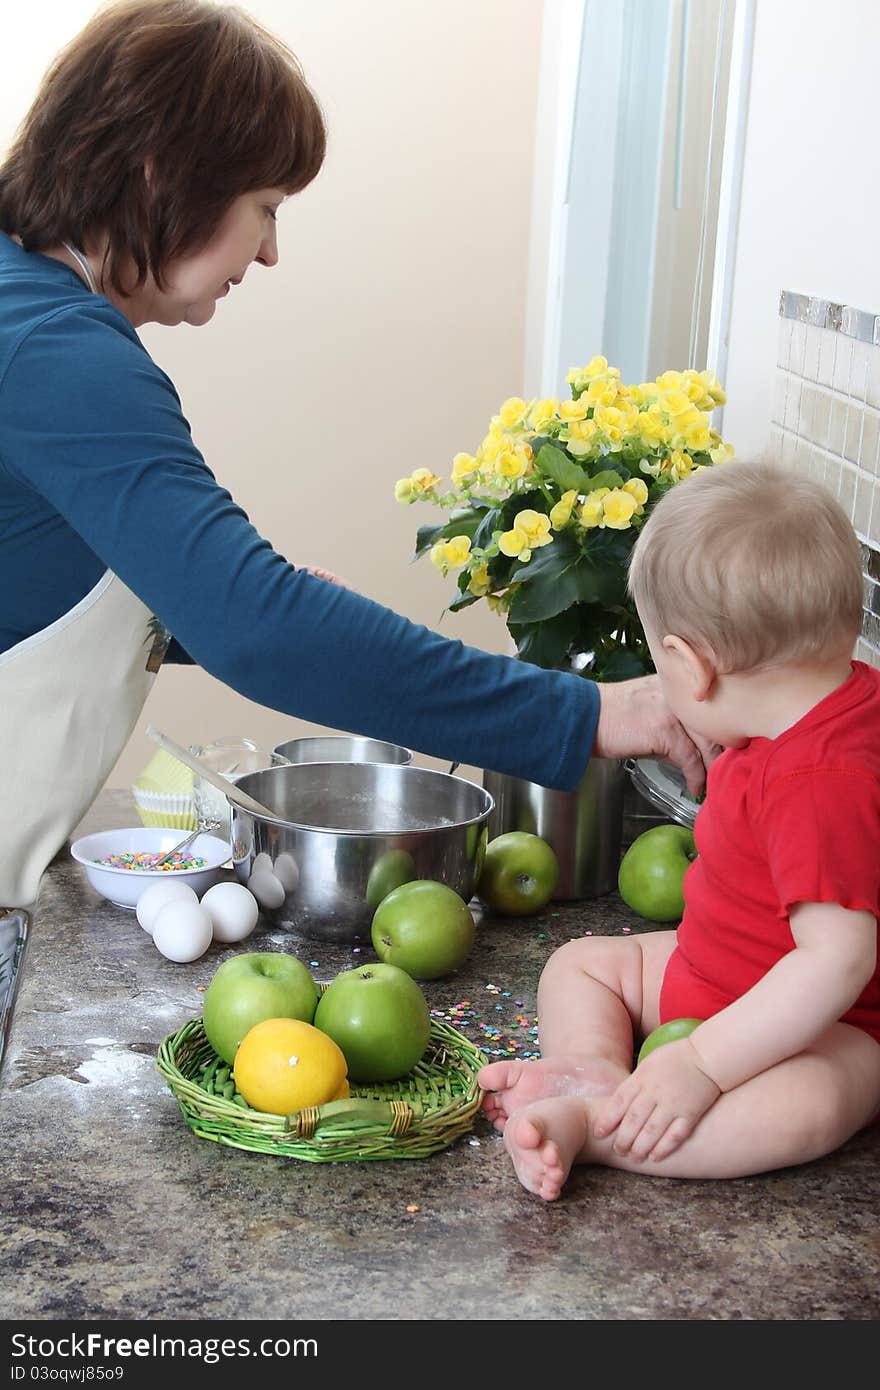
[[189, 737, 290, 845]]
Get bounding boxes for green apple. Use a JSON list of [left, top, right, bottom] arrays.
[[202, 951, 319, 1065], [313, 963, 431, 1082], [476, 831, 560, 916], [617, 823, 697, 922], [370, 879, 475, 979], [637, 1017, 703, 1065]]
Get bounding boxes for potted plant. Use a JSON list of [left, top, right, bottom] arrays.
[[395, 357, 734, 897]]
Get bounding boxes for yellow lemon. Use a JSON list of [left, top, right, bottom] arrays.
[[232, 1017, 348, 1115]]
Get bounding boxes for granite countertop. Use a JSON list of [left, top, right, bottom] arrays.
[[2, 789, 879, 1323]]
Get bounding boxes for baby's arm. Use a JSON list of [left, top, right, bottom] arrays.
[[594, 900, 876, 1161], [689, 900, 876, 1091]]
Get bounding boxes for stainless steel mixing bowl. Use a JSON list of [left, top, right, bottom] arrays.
[[272, 734, 413, 765], [231, 762, 493, 943]]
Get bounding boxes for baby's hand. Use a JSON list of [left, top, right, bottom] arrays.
[[592, 1039, 721, 1162]]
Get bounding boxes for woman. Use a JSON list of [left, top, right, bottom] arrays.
[[0, 0, 712, 907]]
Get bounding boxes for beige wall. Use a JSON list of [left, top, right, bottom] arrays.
[[4, 1, 544, 791]]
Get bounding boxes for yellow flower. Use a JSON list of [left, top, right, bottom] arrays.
[[558, 398, 589, 423], [528, 397, 558, 430], [430, 535, 472, 576], [655, 370, 685, 393], [566, 355, 618, 389], [593, 405, 629, 446], [478, 426, 506, 465], [580, 487, 610, 529], [565, 418, 598, 442], [494, 396, 529, 430], [451, 451, 480, 483], [696, 369, 727, 405], [584, 378, 619, 408], [600, 489, 638, 530], [680, 420, 712, 452], [709, 440, 735, 464], [494, 442, 532, 479], [395, 467, 440, 502], [667, 449, 694, 479], [563, 417, 599, 457], [498, 509, 553, 563], [622, 477, 649, 512], [549, 489, 579, 529], [660, 390, 697, 423], [467, 561, 491, 596], [635, 410, 667, 447]]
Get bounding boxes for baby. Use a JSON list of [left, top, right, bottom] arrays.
[[479, 459, 880, 1199]]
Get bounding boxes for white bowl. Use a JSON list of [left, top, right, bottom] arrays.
[[70, 827, 229, 909]]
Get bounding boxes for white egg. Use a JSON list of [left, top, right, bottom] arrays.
[[247, 869, 285, 910], [152, 899, 213, 962], [135, 879, 199, 935], [200, 881, 259, 943], [252, 852, 274, 876]]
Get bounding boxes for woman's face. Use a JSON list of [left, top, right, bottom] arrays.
[[130, 187, 288, 327]]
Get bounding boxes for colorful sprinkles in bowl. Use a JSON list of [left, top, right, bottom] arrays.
[[93, 850, 208, 872]]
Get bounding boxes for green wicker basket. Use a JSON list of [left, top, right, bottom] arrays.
[[156, 1016, 487, 1161]]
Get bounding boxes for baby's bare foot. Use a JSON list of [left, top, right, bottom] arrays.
[[504, 1096, 591, 1201], [479, 1055, 628, 1134]]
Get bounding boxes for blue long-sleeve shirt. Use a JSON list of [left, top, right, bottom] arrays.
[[0, 232, 598, 789]]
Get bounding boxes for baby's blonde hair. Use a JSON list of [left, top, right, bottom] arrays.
[[627, 460, 862, 673]]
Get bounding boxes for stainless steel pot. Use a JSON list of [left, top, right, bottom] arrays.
[[272, 734, 413, 765], [483, 756, 626, 900], [231, 762, 493, 943]]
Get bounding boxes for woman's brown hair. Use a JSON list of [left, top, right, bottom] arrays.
[[0, 0, 326, 293]]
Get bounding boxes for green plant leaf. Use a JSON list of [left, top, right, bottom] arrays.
[[584, 468, 627, 492], [509, 530, 581, 586], [507, 534, 623, 623], [497, 489, 547, 529], [470, 506, 504, 550], [507, 613, 575, 669], [413, 506, 488, 559], [414, 522, 447, 558], [535, 444, 590, 493], [447, 589, 483, 613], [590, 646, 651, 680]]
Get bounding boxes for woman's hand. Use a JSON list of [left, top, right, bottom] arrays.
[[593, 674, 721, 797], [303, 564, 354, 589]]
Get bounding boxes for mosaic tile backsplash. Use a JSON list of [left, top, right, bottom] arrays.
[[772, 291, 880, 669]]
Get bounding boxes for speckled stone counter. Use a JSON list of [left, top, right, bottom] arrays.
[[2, 789, 879, 1322]]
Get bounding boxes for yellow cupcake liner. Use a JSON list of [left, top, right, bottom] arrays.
[[133, 748, 194, 797], [134, 807, 196, 830]]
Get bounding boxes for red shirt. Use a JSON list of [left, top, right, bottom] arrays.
[[660, 661, 880, 1044]]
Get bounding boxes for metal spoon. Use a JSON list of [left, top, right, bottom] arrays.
[[151, 826, 204, 869]]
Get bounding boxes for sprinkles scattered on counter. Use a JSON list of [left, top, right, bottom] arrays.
[[93, 850, 208, 872], [430, 986, 541, 1060]]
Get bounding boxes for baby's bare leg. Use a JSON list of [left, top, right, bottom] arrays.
[[505, 1022, 880, 1197], [479, 930, 677, 1131]]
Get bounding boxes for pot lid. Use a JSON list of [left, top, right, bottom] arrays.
[[626, 758, 701, 829]]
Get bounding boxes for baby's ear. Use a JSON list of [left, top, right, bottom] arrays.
[[662, 634, 718, 701]]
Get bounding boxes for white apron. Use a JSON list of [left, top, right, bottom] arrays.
[[0, 571, 165, 906]]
